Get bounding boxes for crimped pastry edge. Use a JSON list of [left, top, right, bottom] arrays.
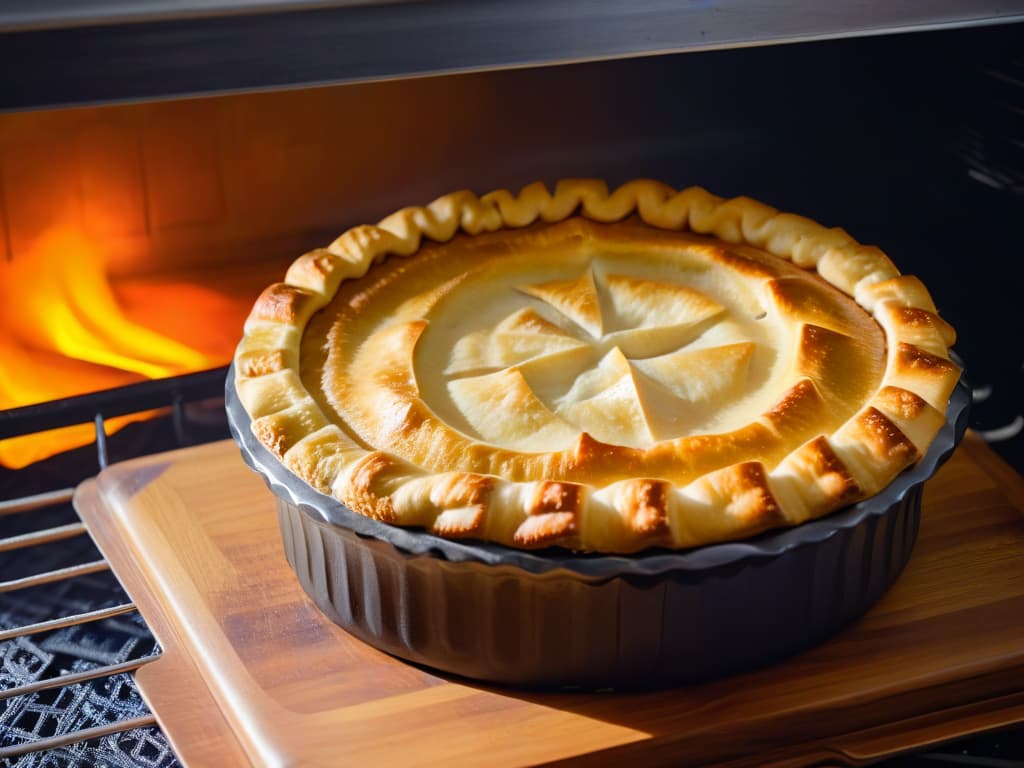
[[233, 179, 962, 554], [226, 367, 968, 574]]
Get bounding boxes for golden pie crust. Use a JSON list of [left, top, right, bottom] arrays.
[[234, 180, 960, 553]]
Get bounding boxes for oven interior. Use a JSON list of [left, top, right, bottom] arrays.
[[1, 17, 1022, 766]]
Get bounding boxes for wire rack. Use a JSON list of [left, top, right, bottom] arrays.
[[0, 368, 229, 765]]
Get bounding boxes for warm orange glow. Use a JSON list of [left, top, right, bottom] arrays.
[[0, 227, 240, 469]]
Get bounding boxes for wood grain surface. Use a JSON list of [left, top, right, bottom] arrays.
[[74, 433, 1024, 767]]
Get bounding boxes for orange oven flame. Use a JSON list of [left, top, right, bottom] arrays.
[[1, 227, 246, 469]]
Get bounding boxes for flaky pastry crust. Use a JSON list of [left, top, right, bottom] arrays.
[[235, 180, 960, 553]]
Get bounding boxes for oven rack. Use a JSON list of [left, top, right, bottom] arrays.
[[0, 368, 228, 765]]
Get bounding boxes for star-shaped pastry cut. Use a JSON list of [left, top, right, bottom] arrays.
[[445, 266, 755, 449]]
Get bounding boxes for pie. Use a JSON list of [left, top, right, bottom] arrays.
[[234, 180, 960, 554]]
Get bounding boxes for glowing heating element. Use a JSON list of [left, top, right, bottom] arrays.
[[0, 228, 245, 468]]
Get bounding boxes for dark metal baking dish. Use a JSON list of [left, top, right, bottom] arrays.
[[226, 367, 969, 688]]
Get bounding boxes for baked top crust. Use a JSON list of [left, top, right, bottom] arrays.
[[234, 180, 960, 553]]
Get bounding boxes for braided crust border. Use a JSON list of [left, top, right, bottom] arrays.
[[234, 180, 960, 553]]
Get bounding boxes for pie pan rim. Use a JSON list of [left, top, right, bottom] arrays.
[[226, 367, 969, 578]]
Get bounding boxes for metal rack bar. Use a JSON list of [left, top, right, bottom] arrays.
[[0, 559, 110, 593], [0, 655, 160, 702], [0, 522, 87, 553], [0, 602, 136, 642], [0, 488, 74, 516], [0, 715, 159, 760], [95, 412, 109, 470], [0, 366, 228, 440]]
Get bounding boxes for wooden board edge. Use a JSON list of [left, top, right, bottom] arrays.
[[717, 691, 1024, 768], [829, 690, 1024, 765], [73, 478, 252, 768], [538, 691, 1024, 768]]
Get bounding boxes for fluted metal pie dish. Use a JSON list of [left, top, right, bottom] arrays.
[[227, 370, 968, 688], [228, 180, 966, 686]]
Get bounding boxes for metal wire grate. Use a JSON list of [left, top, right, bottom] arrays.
[[0, 367, 229, 764]]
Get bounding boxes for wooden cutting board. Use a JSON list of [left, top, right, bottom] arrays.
[[74, 433, 1024, 768]]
